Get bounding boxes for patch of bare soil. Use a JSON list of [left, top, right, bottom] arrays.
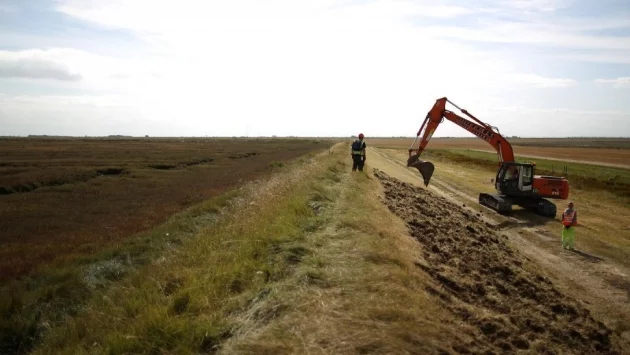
[[375, 169, 622, 355]]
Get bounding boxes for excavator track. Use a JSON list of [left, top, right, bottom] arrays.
[[478, 193, 557, 218], [478, 193, 512, 215], [513, 197, 557, 218]]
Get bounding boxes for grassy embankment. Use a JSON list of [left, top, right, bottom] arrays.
[[1, 184, 243, 354], [1, 141, 323, 354], [13, 144, 459, 354], [378, 147, 630, 267]]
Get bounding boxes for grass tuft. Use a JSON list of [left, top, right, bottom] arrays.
[[170, 293, 191, 315], [268, 161, 284, 168]]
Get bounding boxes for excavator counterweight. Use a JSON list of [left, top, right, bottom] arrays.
[[407, 97, 570, 218]]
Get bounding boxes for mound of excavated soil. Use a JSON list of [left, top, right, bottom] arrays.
[[374, 169, 620, 355]]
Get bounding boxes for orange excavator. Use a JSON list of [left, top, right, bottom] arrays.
[[407, 97, 569, 218]]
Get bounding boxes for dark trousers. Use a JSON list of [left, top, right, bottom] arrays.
[[352, 154, 364, 171]]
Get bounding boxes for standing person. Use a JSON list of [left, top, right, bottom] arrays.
[[351, 133, 367, 172], [561, 201, 578, 250]]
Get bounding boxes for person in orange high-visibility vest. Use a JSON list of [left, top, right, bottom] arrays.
[[561, 201, 578, 250]]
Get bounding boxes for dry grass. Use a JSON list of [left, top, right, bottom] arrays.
[[219, 151, 462, 354], [12, 141, 628, 354], [24, 145, 464, 355], [0, 137, 327, 282], [25, 145, 341, 354], [0, 187, 243, 354]]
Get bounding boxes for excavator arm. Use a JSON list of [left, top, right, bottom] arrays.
[[407, 97, 515, 185], [406, 96, 570, 218]]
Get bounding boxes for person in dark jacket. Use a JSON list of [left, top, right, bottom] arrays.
[[351, 133, 367, 171]]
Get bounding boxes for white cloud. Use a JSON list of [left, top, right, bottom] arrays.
[[0, 48, 169, 92], [55, 0, 473, 35], [509, 73, 577, 88], [0, 94, 148, 136], [415, 1, 630, 65], [478, 105, 629, 137], [416, 5, 473, 18], [342, 2, 474, 18], [594, 77, 630, 88], [488, 105, 626, 116], [555, 52, 630, 65], [2, 94, 627, 137], [49, 0, 523, 122], [425, 22, 630, 50], [0, 49, 82, 81], [0, 0, 627, 137], [2, 94, 130, 107], [497, 0, 570, 13]]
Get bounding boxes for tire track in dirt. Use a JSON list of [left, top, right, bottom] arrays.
[[375, 169, 622, 354], [468, 148, 630, 169]]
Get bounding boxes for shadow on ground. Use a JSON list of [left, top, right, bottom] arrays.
[[569, 249, 605, 263]]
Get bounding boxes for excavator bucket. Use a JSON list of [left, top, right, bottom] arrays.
[[407, 155, 435, 187]]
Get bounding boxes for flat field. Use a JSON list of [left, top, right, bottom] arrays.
[[369, 137, 630, 168], [20, 143, 629, 354], [0, 137, 329, 282]]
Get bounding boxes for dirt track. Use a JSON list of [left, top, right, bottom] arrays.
[[368, 138, 630, 168], [468, 148, 630, 169], [375, 169, 621, 354]]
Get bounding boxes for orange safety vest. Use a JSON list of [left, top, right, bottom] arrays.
[[562, 209, 576, 227]]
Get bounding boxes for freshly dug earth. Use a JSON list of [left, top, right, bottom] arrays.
[[375, 169, 621, 355]]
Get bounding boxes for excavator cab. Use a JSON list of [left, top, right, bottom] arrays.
[[495, 163, 534, 195], [490, 162, 557, 217], [407, 154, 435, 187]]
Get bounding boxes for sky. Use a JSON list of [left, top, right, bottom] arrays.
[[0, 0, 629, 138]]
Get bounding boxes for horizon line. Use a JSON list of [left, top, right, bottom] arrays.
[[2, 135, 630, 139]]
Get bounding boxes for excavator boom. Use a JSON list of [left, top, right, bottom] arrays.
[[408, 97, 515, 186], [407, 97, 570, 218]]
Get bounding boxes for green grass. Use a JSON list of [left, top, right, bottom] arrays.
[[25, 151, 345, 354], [268, 161, 285, 169], [0, 188, 242, 354], [20, 145, 464, 354], [216, 150, 462, 354], [424, 148, 630, 201], [12, 143, 629, 353]]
